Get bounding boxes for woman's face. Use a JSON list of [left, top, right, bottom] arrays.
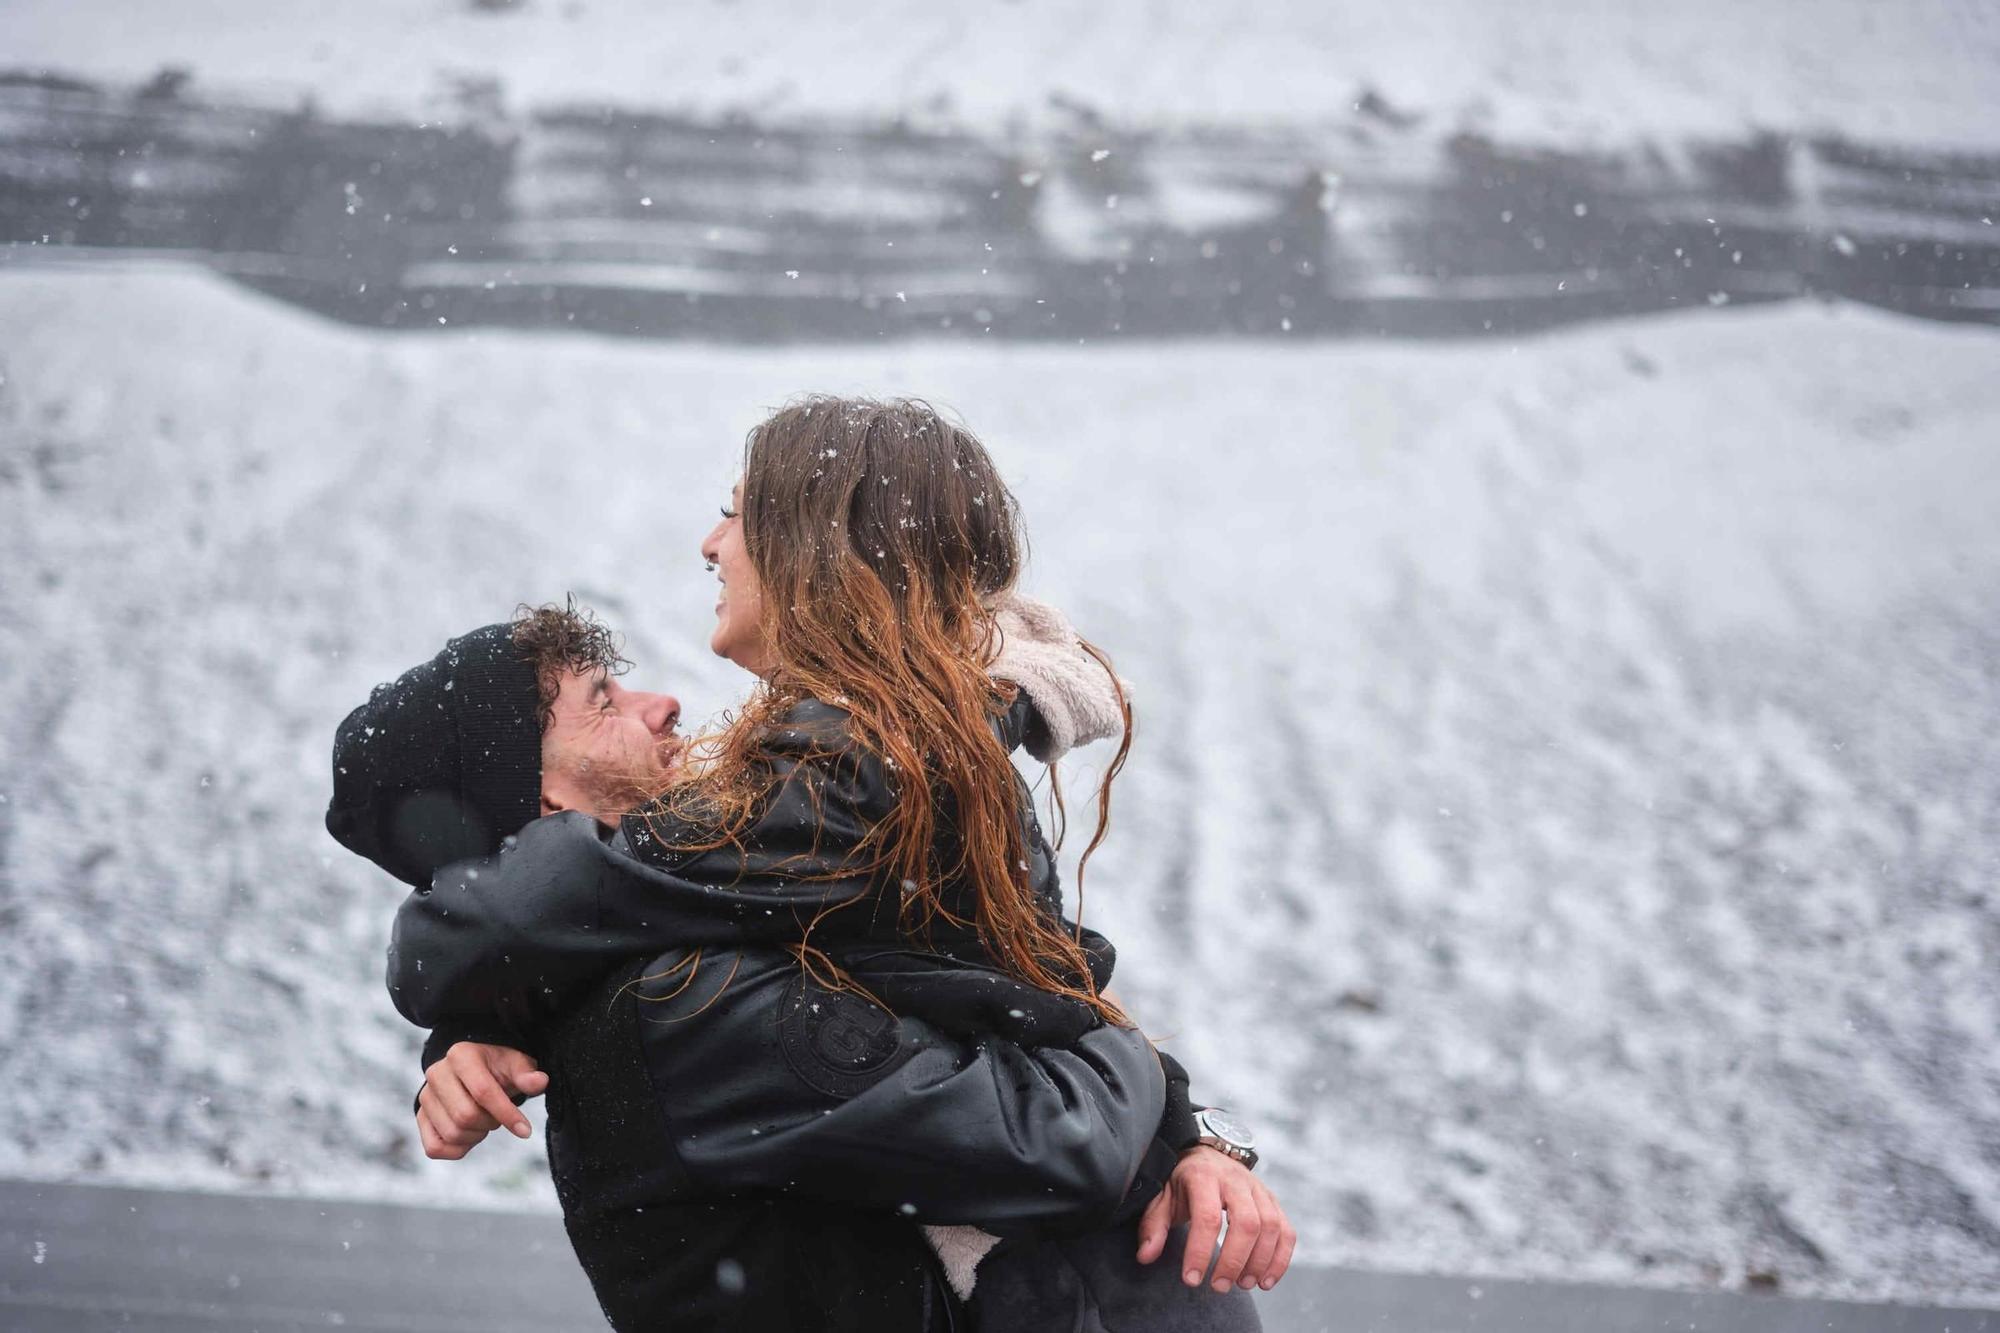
[[701, 481, 772, 675]]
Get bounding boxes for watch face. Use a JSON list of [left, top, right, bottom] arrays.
[[1201, 1107, 1254, 1149]]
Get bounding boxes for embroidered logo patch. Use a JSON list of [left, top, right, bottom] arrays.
[[776, 972, 911, 1099]]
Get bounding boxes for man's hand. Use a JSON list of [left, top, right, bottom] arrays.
[[414, 1042, 549, 1161], [1136, 1145, 1297, 1293]]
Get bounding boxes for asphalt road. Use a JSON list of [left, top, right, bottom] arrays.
[[2, 1179, 1992, 1332]]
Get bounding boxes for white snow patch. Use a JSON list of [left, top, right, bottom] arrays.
[[3, 1, 1999, 149]]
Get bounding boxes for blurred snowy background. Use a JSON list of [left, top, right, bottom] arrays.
[[2, 0, 1997, 1310]]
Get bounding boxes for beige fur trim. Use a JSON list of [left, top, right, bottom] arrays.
[[988, 592, 1130, 762]]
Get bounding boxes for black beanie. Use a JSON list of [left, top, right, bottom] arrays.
[[325, 623, 543, 887]]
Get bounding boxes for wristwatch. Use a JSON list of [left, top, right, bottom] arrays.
[[1193, 1107, 1258, 1171]]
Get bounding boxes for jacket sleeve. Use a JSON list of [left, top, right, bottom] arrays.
[[386, 810, 869, 1041], [418, 1019, 543, 1074], [625, 947, 1166, 1235], [387, 812, 612, 1039], [1154, 1048, 1201, 1151]]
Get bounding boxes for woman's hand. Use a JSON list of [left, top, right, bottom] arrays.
[[1135, 1145, 1298, 1293]]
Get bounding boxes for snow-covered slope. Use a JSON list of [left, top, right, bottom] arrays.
[[0, 265, 1996, 1303], [7, 0, 2000, 150]]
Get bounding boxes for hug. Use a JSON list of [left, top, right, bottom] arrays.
[[326, 396, 1294, 1330]]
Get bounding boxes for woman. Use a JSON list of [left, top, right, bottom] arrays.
[[634, 395, 1288, 1326], [655, 398, 1118, 1023]]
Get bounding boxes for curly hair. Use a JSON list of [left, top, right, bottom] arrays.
[[509, 597, 630, 733]]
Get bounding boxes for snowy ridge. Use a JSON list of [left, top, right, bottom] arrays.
[[0, 267, 1996, 1303], [5, 0, 2000, 151]]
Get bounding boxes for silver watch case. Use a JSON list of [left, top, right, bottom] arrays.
[[1194, 1106, 1259, 1169]]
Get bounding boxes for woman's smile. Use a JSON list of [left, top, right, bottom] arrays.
[[700, 485, 771, 674]]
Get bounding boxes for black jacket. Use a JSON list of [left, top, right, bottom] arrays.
[[390, 697, 1191, 1327]]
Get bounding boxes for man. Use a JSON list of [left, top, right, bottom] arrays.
[[329, 603, 1289, 1329]]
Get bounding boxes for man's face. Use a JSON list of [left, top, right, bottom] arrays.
[[539, 667, 682, 825]]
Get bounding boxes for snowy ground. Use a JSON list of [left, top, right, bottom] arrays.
[[0, 264, 1995, 1304], [6, 0, 2000, 150]]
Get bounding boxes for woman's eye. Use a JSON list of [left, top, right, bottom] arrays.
[[720, 506, 738, 520]]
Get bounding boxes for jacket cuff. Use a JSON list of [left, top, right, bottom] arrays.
[[418, 1023, 543, 1096], [1155, 1049, 1201, 1151]]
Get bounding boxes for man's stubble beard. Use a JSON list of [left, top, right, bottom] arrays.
[[577, 735, 686, 822]]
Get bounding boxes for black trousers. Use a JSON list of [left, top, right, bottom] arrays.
[[969, 1223, 1261, 1333]]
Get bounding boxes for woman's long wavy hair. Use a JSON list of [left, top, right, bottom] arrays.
[[650, 396, 1130, 1026]]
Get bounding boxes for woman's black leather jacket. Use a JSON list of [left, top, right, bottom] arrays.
[[388, 694, 1190, 1233]]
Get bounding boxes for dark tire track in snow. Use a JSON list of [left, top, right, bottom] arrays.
[[1, 72, 1996, 341]]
